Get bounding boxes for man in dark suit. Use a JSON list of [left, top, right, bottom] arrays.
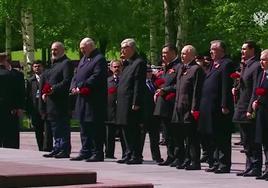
[[116, 38, 146, 165], [0, 53, 16, 148], [6, 58, 25, 149], [172, 45, 205, 170], [70, 37, 107, 162], [26, 61, 53, 151], [252, 49, 268, 180], [41, 42, 73, 158], [105, 60, 126, 159], [154, 43, 180, 166], [140, 65, 163, 163], [233, 41, 262, 177], [199, 40, 235, 173]]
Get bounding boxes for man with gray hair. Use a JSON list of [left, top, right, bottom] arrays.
[[116, 38, 146, 164], [41, 41, 73, 158], [70, 37, 107, 162]]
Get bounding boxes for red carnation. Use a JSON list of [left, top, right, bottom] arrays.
[[230, 72, 240, 79], [164, 92, 176, 101], [192, 111, 200, 121], [255, 87, 268, 96], [79, 87, 91, 96], [42, 82, 52, 94], [155, 70, 164, 78], [108, 87, 117, 94], [154, 78, 165, 88]]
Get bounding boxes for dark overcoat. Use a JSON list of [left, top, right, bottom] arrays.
[[153, 58, 180, 118], [172, 61, 205, 124], [199, 57, 235, 135], [233, 57, 261, 123], [254, 71, 268, 144], [40, 55, 73, 120], [116, 53, 146, 125], [71, 49, 107, 122]]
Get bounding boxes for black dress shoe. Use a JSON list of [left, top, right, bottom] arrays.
[[243, 169, 261, 177], [170, 159, 181, 167], [85, 155, 104, 162], [200, 156, 208, 163], [70, 155, 90, 161], [154, 158, 164, 163], [236, 168, 251, 176], [43, 151, 59, 158], [205, 166, 218, 172], [256, 172, 268, 180], [185, 164, 201, 170], [126, 158, 143, 165], [158, 157, 174, 166], [117, 157, 130, 164], [54, 151, 70, 158], [214, 168, 230, 174]]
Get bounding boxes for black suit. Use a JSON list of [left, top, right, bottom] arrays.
[[153, 58, 180, 161], [105, 75, 126, 158], [8, 68, 25, 149], [0, 65, 16, 148], [26, 74, 53, 151], [140, 78, 162, 161], [71, 49, 107, 158], [40, 55, 73, 154], [172, 61, 205, 167], [253, 70, 268, 172], [233, 57, 262, 173], [116, 53, 146, 161], [199, 56, 235, 171]]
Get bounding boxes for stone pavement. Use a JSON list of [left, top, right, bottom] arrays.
[[0, 132, 267, 188]]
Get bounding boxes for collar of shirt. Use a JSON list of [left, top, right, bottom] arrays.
[[35, 74, 40, 82]]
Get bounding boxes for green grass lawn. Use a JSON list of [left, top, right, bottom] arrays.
[[11, 49, 80, 62]]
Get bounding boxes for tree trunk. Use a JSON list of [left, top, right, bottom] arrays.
[[175, 0, 190, 51], [5, 19, 12, 59], [163, 0, 177, 45], [21, 8, 35, 66], [149, 8, 158, 65]]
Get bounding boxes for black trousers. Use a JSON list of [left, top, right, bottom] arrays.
[[174, 123, 200, 165], [32, 116, 53, 151], [141, 117, 162, 160], [105, 123, 126, 158], [123, 115, 142, 160], [240, 123, 262, 171], [80, 121, 105, 158], [160, 117, 175, 160]]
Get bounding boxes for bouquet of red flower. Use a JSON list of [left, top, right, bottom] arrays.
[[230, 72, 240, 79], [108, 87, 117, 94], [79, 87, 91, 96], [255, 87, 268, 96], [164, 92, 176, 101], [42, 82, 52, 94], [154, 78, 165, 88], [192, 111, 200, 121]]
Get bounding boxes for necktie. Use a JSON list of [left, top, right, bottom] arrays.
[[147, 80, 155, 93]]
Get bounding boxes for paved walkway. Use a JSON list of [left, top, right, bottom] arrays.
[[0, 132, 267, 188]]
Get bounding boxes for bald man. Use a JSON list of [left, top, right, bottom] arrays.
[[171, 45, 205, 170], [70, 38, 107, 162], [41, 42, 73, 158]]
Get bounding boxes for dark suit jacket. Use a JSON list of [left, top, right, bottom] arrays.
[[26, 74, 42, 124], [71, 49, 107, 122], [10, 69, 25, 110], [116, 53, 146, 125], [106, 75, 118, 124], [153, 58, 180, 118], [253, 71, 268, 143], [233, 56, 261, 123], [172, 61, 205, 124], [199, 56, 235, 134], [40, 55, 73, 120], [0, 66, 14, 116]]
